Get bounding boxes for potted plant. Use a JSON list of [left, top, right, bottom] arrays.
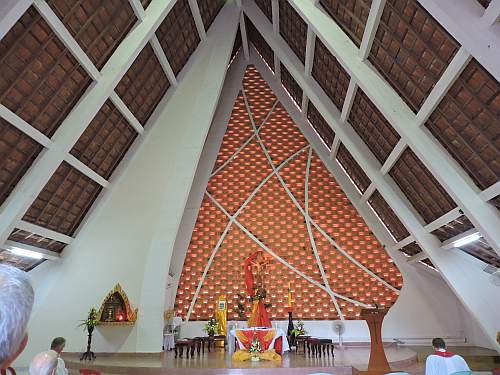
[[203, 317, 219, 337], [78, 307, 99, 360], [290, 320, 306, 347]]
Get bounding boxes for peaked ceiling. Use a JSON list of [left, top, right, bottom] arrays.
[[0, 0, 499, 274]]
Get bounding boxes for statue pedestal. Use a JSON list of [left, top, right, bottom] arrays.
[[358, 308, 390, 375]]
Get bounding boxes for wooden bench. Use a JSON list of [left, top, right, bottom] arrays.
[[307, 338, 334, 357], [174, 339, 196, 358]]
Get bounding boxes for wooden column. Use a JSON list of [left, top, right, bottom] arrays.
[[360, 308, 390, 374]]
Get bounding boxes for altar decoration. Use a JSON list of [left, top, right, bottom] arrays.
[[215, 295, 227, 336], [244, 251, 272, 328], [203, 317, 219, 336], [97, 284, 137, 326], [231, 328, 283, 362]]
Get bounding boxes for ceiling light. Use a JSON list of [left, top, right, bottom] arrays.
[[8, 247, 43, 260], [452, 232, 481, 248]]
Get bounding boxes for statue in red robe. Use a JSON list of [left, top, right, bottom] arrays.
[[243, 251, 272, 328]]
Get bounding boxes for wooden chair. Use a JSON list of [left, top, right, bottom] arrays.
[[207, 335, 226, 351]]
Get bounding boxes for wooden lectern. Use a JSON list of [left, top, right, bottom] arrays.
[[360, 308, 390, 374]]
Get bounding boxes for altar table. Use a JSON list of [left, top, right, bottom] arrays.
[[229, 327, 289, 355]]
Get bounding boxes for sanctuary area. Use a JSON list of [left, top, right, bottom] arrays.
[[0, 0, 499, 375]]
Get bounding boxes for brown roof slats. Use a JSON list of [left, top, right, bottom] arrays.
[[307, 102, 335, 149], [255, 0, 272, 22], [0, 7, 92, 138], [431, 215, 474, 242], [280, 63, 303, 107], [425, 59, 499, 191], [279, 0, 307, 64], [336, 143, 371, 193], [348, 88, 401, 164], [155, 0, 200, 77], [23, 161, 102, 236], [312, 37, 350, 111], [389, 148, 457, 223], [245, 16, 275, 72], [369, 0, 459, 113], [0, 118, 43, 206], [368, 190, 410, 241], [319, 0, 372, 48], [115, 44, 170, 126], [70, 99, 137, 179], [197, 0, 225, 31], [8, 229, 66, 253]]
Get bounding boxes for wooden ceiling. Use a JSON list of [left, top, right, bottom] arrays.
[[1, 0, 498, 271], [245, 0, 500, 269], [0, 0, 225, 270]]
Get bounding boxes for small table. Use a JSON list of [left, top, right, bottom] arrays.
[[163, 333, 175, 351]]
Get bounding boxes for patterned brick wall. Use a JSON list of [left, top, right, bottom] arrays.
[[175, 66, 402, 321]]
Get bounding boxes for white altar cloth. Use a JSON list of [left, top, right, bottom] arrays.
[[163, 333, 175, 351]]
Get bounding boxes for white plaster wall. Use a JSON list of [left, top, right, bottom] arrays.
[[13, 5, 240, 367]]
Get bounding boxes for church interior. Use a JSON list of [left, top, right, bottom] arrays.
[[0, 0, 499, 374]]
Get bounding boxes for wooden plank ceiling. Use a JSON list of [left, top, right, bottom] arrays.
[[0, 0, 225, 270]]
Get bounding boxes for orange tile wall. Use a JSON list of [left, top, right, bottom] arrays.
[[175, 66, 402, 321]]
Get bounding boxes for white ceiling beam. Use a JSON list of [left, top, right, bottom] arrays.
[[479, 181, 500, 202], [34, 0, 101, 80], [109, 93, 145, 134], [188, 0, 207, 42], [128, 0, 146, 19], [0, 105, 52, 148], [0, 0, 33, 40], [239, 11, 250, 60], [441, 228, 479, 251], [17, 220, 73, 244], [424, 207, 463, 233], [360, 183, 376, 204], [359, 0, 386, 59], [380, 139, 406, 175], [304, 26, 315, 77], [0, 0, 178, 246], [340, 79, 357, 123], [481, 0, 500, 27], [283, 0, 500, 256], [416, 0, 500, 82], [272, 0, 280, 79], [149, 38, 178, 87], [415, 47, 471, 126], [272, 0, 279, 36], [406, 251, 429, 265], [243, 3, 500, 349], [4, 240, 60, 261], [329, 135, 340, 160], [392, 236, 415, 251], [63, 154, 110, 188], [301, 95, 309, 113], [128, 0, 179, 87]]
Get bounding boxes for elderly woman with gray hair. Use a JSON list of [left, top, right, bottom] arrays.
[[0, 264, 35, 373]]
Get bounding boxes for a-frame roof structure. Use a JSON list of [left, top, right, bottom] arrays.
[[0, 0, 499, 349]]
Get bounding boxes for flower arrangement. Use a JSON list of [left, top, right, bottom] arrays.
[[248, 332, 263, 355], [78, 307, 99, 332], [291, 320, 306, 337], [203, 317, 219, 336]]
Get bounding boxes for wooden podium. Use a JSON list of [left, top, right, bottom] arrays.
[[360, 308, 390, 374]]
